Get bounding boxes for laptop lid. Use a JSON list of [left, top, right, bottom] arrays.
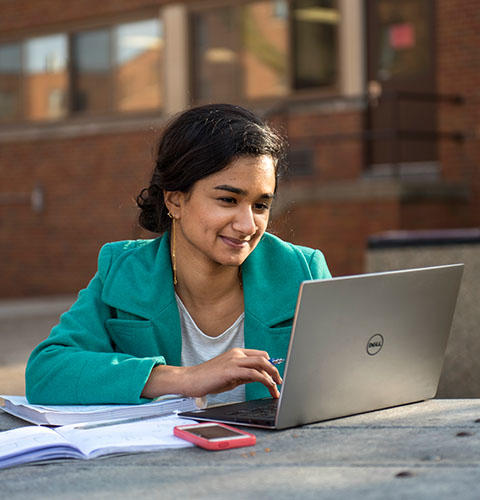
[[275, 263, 463, 429], [180, 263, 463, 429]]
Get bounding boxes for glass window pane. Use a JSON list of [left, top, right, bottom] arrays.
[[0, 43, 22, 121], [24, 34, 68, 120], [72, 29, 111, 113], [241, 1, 288, 99], [376, 0, 432, 82], [114, 18, 163, 111], [292, 0, 339, 89], [192, 7, 239, 102]]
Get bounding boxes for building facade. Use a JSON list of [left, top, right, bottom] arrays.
[[0, 0, 478, 297]]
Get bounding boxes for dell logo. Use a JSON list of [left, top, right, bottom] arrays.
[[367, 334, 384, 355]]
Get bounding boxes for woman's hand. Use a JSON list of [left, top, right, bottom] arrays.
[[182, 348, 283, 398], [141, 348, 282, 400]]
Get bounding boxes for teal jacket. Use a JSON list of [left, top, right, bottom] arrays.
[[26, 232, 330, 405]]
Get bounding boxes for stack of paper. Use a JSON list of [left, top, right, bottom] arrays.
[[0, 395, 196, 426]]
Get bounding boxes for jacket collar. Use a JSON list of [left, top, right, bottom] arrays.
[[102, 232, 300, 326], [242, 233, 301, 326], [102, 234, 176, 320]]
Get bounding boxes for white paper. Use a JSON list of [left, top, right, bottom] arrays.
[[0, 415, 194, 468], [0, 395, 196, 426], [0, 426, 68, 457], [57, 415, 194, 457], [1, 395, 185, 414]]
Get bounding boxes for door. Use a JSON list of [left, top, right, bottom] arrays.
[[366, 0, 437, 168]]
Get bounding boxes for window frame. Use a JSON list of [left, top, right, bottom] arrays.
[[188, 0, 341, 107], [189, 2, 244, 104], [289, 0, 340, 92], [70, 26, 115, 116], [0, 8, 164, 126], [0, 40, 25, 123]]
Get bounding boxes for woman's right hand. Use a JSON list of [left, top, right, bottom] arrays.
[[182, 348, 282, 398], [141, 348, 282, 400]]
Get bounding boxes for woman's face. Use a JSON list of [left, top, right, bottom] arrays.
[[168, 155, 276, 269]]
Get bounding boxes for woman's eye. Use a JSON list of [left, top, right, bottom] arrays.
[[255, 203, 270, 212], [218, 197, 236, 204]]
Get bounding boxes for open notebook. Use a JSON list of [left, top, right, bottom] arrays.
[[0, 414, 194, 469]]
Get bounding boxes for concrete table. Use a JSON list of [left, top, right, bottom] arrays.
[[1, 399, 480, 499]]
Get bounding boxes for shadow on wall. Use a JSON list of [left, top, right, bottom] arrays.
[[367, 228, 480, 398]]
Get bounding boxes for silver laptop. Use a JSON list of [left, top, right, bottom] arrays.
[[180, 263, 463, 429]]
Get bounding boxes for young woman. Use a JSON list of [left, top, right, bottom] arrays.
[[25, 104, 331, 405]]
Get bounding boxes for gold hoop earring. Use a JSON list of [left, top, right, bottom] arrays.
[[168, 212, 177, 286]]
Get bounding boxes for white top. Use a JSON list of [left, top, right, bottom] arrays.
[[176, 294, 246, 406]]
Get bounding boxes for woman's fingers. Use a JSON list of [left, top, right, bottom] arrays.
[[234, 353, 283, 385], [182, 348, 283, 397], [228, 366, 280, 398], [261, 370, 281, 398]]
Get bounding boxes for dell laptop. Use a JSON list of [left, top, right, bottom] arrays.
[[179, 263, 464, 429]]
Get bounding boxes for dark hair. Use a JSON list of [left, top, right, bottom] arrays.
[[136, 103, 287, 234]]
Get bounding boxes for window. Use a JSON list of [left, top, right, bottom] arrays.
[[0, 16, 163, 123], [375, 0, 432, 82], [72, 19, 164, 114], [192, 6, 240, 102], [292, 0, 338, 89], [115, 19, 163, 111], [72, 29, 111, 114], [243, 1, 289, 99], [191, 0, 338, 103], [0, 43, 22, 122], [24, 34, 68, 120]]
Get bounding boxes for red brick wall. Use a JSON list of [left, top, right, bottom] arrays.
[[0, 0, 479, 297], [287, 110, 365, 182], [400, 200, 472, 231], [0, 0, 168, 33], [437, 0, 480, 223], [0, 129, 158, 296], [270, 108, 370, 276], [271, 199, 399, 277]]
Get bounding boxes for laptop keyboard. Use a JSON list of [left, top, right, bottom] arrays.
[[181, 397, 279, 426], [220, 398, 278, 419]]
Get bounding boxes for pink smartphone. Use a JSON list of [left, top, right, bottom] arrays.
[[174, 422, 256, 451]]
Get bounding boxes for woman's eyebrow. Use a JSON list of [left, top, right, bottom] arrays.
[[214, 185, 246, 195], [214, 185, 274, 199]]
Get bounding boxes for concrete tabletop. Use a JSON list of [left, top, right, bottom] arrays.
[[1, 399, 480, 499]]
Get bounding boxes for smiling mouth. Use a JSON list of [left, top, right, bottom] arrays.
[[220, 236, 250, 248]]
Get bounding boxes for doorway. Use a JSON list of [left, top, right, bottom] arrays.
[[366, 0, 437, 170]]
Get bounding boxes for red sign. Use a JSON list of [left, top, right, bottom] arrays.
[[389, 23, 416, 49]]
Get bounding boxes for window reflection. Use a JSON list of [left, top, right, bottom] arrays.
[[72, 29, 111, 113], [0, 17, 163, 123], [0, 43, 22, 121], [193, 2, 289, 102], [24, 34, 68, 120], [242, 1, 288, 99], [192, 0, 338, 103], [292, 0, 338, 89], [192, 6, 239, 102], [115, 19, 163, 111], [376, 0, 431, 81]]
